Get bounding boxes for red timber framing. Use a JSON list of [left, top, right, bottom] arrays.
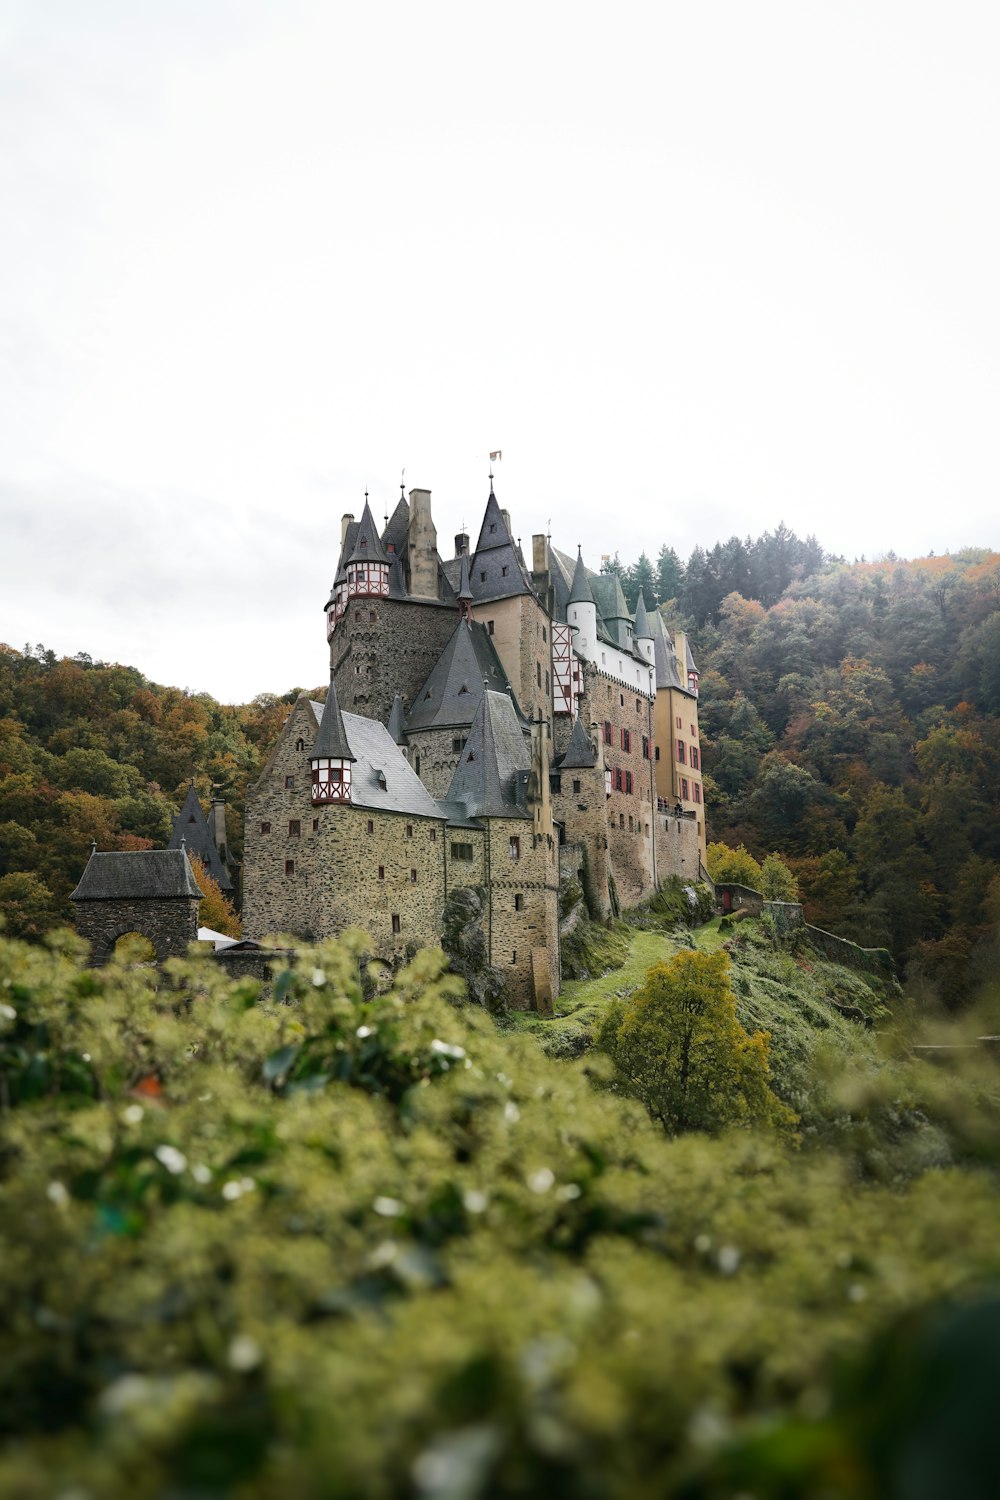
[[551, 622, 577, 716], [347, 562, 390, 598], [311, 760, 352, 804]]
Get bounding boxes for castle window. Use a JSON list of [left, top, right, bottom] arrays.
[[603, 720, 612, 744], [515, 894, 523, 911], [601, 653, 606, 665], [378, 865, 385, 880], [572, 779, 581, 794], [289, 819, 300, 838], [637, 699, 642, 714], [694, 784, 702, 804], [356, 610, 362, 621], [545, 670, 550, 694], [369, 610, 376, 622], [511, 950, 517, 964], [480, 571, 487, 582], [655, 746, 660, 761], [458, 683, 469, 694], [487, 620, 494, 635], [509, 836, 520, 861], [681, 778, 689, 800], [392, 914, 401, 934], [467, 750, 475, 762], [645, 823, 650, 835], [626, 770, 633, 794], [295, 738, 305, 751], [676, 740, 686, 764], [542, 626, 547, 642], [410, 869, 417, 883], [452, 736, 465, 753], [642, 735, 650, 759], [619, 813, 625, 829], [284, 775, 294, 788], [502, 566, 508, 577], [620, 694, 624, 707], [676, 716, 682, 729], [312, 819, 319, 831], [489, 523, 496, 534], [621, 727, 631, 752], [604, 769, 612, 797], [405, 824, 413, 838], [367, 818, 374, 834], [415, 755, 421, 775], [260, 821, 270, 834], [451, 842, 474, 861], [690, 747, 700, 770], [628, 815, 633, 832], [285, 859, 295, 876], [550, 773, 562, 793], [430, 828, 437, 841], [536, 662, 541, 687], [387, 541, 395, 553], [615, 768, 624, 792]]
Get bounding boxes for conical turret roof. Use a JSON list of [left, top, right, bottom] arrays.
[[387, 693, 407, 745], [568, 549, 595, 606], [634, 591, 653, 639], [167, 784, 233, 891], [446, 690, 531, 819], [347, 499, 390, 566], [406, 618, 521, 731], [473, 487, 513, 555], [560, 716, 597, 769], [311, 674, 355, 761]]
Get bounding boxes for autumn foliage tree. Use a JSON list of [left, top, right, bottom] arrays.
[[596, 950, 796, 1135], [187, 854, 241, 938]]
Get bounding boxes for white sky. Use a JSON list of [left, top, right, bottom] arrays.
[[1, 0, 998, 702]]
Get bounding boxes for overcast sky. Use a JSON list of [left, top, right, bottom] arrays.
[[1, 1, 998, 703]]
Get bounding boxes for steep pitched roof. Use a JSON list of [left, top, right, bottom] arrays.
[[167, 786, 233, 891], [71, 849, 204, 902], [347, 499, 390, 565], [306, 703, 443, 818], [311, 676, 355, 761], [457, 552, 473, 601], [634, 591, 653, 639], [381, 494, 409, 559], [405, 619, 521, 731], [560, 716, 597, 768], [445, 690, 531, 819], [387, 693, 407, 745], [469, 487, 534, 602], [652, 611, 683, 690], [568, 548, 595, 606]]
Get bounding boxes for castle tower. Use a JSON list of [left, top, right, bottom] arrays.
[[310, 673, 355, 804], [633, 591, 655, 666], [566, 548, 597, 662]]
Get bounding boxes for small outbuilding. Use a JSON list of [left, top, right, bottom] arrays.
[[71, 847, 204, 964]]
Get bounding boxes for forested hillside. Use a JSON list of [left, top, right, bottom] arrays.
[[616, 537, 1000, 1009], [0, 646, 296, 935]]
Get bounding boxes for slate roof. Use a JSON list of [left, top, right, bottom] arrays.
[[381, 493, 409, 559], [347, 500, 390, 566], [307, 702, 444, 818], [71, 849, 204, 902], [457, 553, 473, 601], [311, 676, 355, 761], [406, 618, 522, 732], [167, 786, 233, 891], [652, 611, 683, 691], [559, 717, 597, 769], [387, 693, 407, 745], [568, 549, 595, 606], [469, 488, 535, 603], [634, 591, 653, 639], [547, 544, 574, 622], [445, 690, 532, 820]]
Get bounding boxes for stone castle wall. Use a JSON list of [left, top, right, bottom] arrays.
[[74, 896, 200, 964], [331, 597, 458, 724], [550, 760, 610, 917], [407, 725, 468, 801], [584, 668, 656, 908], [481, 818, 559, 1009], [653, 810, 703, 888]]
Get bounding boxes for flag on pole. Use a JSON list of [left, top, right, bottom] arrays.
[[490, 450, 502, 462]]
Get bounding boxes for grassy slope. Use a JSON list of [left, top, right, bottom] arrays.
[[512, 919, 894, 1116]]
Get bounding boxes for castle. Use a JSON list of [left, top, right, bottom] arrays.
[[241, 479, 706, 1008]]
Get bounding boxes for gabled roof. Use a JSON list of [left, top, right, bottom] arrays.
[[568, 549, 595, 606], [306, 702, 443, 818], [387, 693, 407, 745], [445, 690, 531, 820], [347, 500, 390, 566], [72, 848, 204, 902], [634, 591, 653, 639], [560, 716, 597, 768], [167, 786, 233, 891], [311, 676, 355, 761], [405, 619, 521, 731]]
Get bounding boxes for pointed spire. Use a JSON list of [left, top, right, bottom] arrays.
[[458, 552, 473, 601], [634, 590, 653, 639], [561, 715, 597, 768], [311, 673, 355, 761], [347, 498, 390, 565], [387, 692, 407, 745], [568, 547, 595, 606]]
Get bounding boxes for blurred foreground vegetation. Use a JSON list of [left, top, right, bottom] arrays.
[[2, 925, 1000, 1498]]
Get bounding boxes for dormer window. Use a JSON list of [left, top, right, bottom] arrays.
[[489, 523, 496, 534]]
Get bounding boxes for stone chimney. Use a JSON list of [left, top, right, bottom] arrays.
[[501, 508, 512, 535], [532, 534, 548, 573], [407, 488, 438, 599], [209, 798, 229, 865], [454, 532, 470, 557], [341, 513, 354, 545]]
